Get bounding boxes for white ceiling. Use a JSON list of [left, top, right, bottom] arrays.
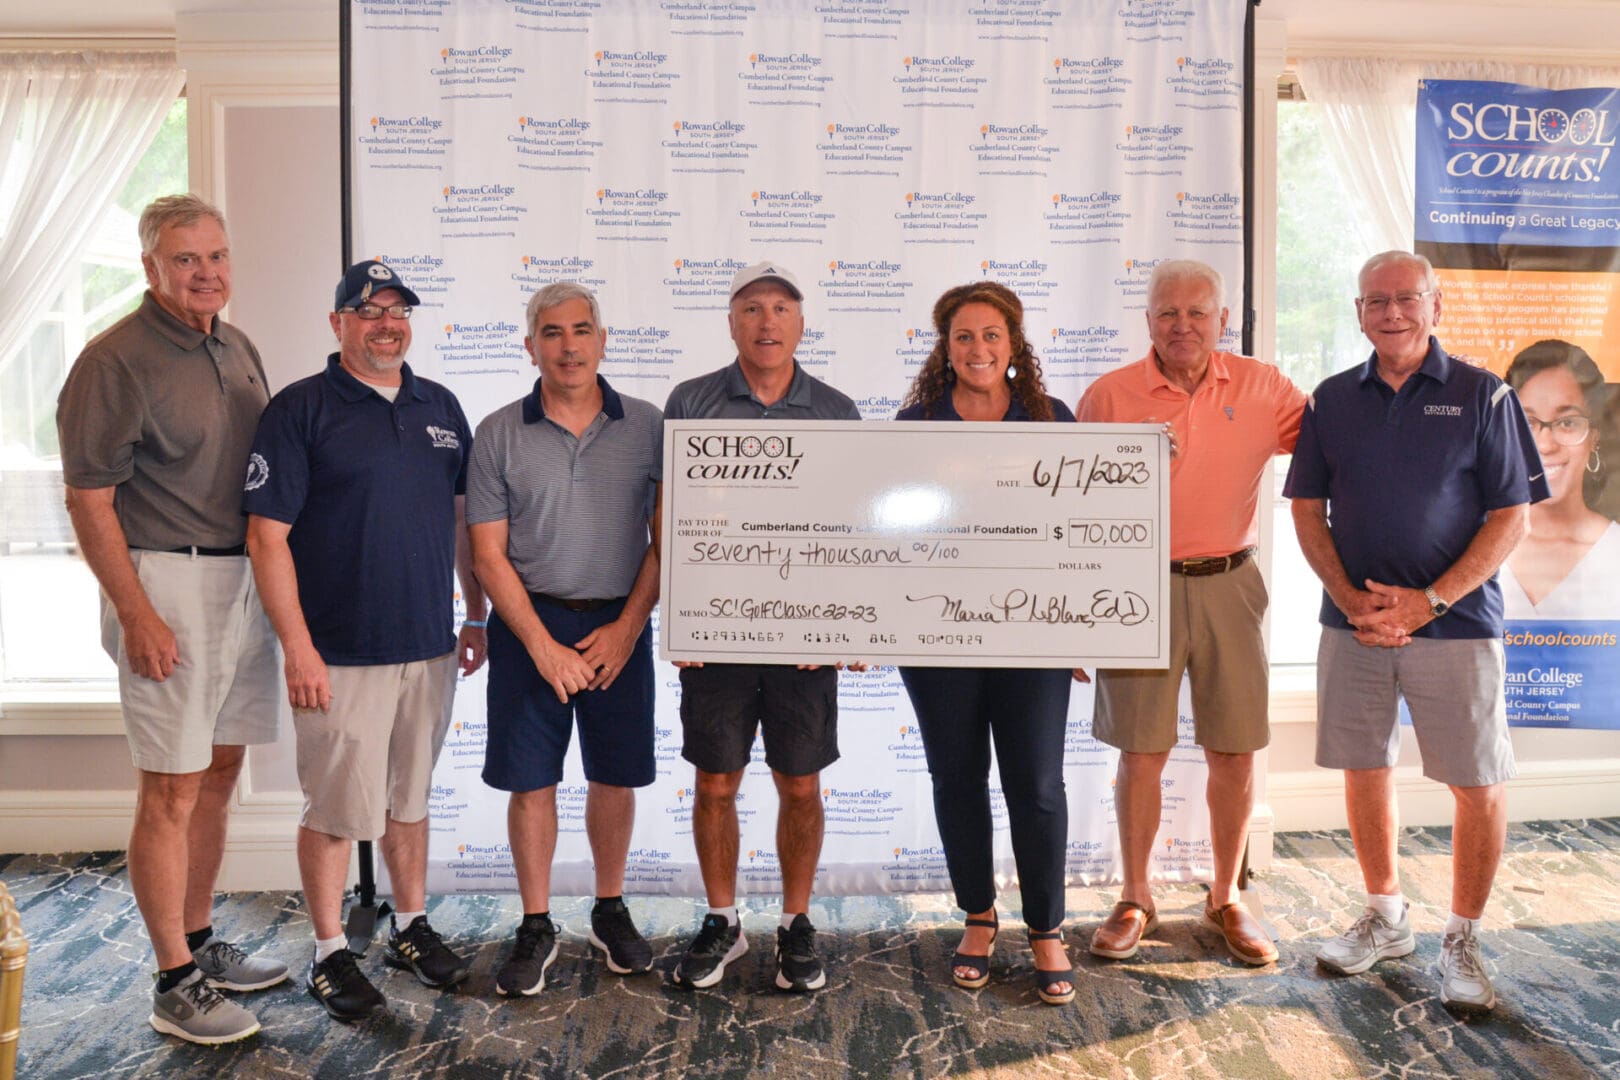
[[1263, 0, 1620, 58], [2, 0, 1619, 56], [0, 0, 325, 38]]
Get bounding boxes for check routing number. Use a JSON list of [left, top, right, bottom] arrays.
[[660, 420, 1170, 668]]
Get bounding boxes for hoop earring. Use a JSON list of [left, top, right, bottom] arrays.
[[1589, 444, 1602, 474], [944, 364, 956, 383]]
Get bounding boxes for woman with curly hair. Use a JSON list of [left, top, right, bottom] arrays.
[[895, 281, 1088, 1005]]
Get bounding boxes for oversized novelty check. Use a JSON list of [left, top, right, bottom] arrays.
[[660, 420, 1169, 668]]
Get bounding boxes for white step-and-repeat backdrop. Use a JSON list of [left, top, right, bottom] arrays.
[[348, 0, 1249, 897]]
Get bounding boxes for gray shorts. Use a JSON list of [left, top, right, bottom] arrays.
[[293, 653, 458, 841], [104, 551, 281, 774], [1315, 628, 1516, 787], [1093, 558, 1271, 754]]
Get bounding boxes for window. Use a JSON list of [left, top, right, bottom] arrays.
[[1269, 96, 1372, 671], [0, 97, 187, 692]]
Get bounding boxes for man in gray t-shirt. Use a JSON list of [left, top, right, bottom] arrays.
[[466, 281, 663, 996], [663, 262, 860, 995], [56, 195, 285, 1045]]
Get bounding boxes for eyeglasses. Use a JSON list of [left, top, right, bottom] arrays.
[[340, 303, 413, 320], [1357, 290, 1433, 314], [1525, 414, 1591, 446]]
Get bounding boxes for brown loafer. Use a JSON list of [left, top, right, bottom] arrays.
[[1204, 900, 1278, 966], [1089, 900, 1159, 960]]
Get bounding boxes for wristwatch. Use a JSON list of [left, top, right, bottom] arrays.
[[1423, 586, 1450, 617]]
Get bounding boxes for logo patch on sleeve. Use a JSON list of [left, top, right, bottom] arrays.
[[244, 452, 269, 491]]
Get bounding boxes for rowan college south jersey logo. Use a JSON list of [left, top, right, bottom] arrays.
[[427, 425, 461, 450]]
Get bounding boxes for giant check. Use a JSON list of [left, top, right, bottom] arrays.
[[661, 420, 1169, 668]]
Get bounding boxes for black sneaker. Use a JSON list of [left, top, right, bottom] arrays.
[[384, 916, 471, 989], [775, 914, 826, 992], [496, 915, 560, 997], [673, 913, 747, 989], [306, 949, 384, 1021], [589, 898, 653, 974]]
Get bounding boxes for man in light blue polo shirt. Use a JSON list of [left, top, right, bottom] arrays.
[[465, 281, 663, 997], [245, 260, 488, 1022], [663, 262, 860, 994], [1285, 250, 1547, 1013]]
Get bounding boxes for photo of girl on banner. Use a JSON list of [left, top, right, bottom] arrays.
[[1500, 340, 1618, 617]]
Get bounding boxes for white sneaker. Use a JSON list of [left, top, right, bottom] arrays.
[[1316, 905, 1416, 975], [1438, 926, 1496, 1012]]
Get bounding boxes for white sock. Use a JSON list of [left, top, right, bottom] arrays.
[[781, 911, 805, 930], [1367, 892, 1406, 924], [708, 906, 738, 926], [315, 935, 346, 962], [1444, 912, 1478, 936], [394, 910, 426, 932]]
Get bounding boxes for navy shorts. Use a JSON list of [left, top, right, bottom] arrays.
[[679, 663, 838, 777], [482, 596, 655, 792]]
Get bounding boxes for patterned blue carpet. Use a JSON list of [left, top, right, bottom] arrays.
[[5, 820, 1619, 1078]]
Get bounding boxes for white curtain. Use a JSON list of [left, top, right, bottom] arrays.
[[0, 51, 183, 368], [1296, 57, 1620, 258]]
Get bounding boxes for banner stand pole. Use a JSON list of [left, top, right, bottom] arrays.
[[335, 0, 390, 954]]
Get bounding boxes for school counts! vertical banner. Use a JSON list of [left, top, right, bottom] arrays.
[[1416, 78, 1620, 730]]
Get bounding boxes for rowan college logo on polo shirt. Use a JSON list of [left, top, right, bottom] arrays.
[[426, 425, 461, 450]]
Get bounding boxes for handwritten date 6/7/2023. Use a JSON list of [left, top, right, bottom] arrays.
[[1031, 446, 1151, 497]]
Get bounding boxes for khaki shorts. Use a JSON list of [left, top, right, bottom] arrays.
[[1093, 557, 1270, 754], [104, 551, 281, 774], [1315, 628, 1516, 788], [293, 653, 457, 841]]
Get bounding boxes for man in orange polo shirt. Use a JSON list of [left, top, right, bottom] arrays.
[[1076, 258, 1305, 966]]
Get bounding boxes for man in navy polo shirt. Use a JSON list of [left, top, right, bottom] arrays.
[[244, 260, 489, 1022], [466, 281, 663, 997], [1285, 250, 1546, 1013]]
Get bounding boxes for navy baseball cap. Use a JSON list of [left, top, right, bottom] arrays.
[[334, 260, 421, 311]]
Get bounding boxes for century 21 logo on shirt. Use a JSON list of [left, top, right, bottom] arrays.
[[683, 434, 803, 480]]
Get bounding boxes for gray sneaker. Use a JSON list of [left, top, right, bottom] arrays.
[[150, 969, 261, 1045], [1438, 926, 1496, 1012], [1316, 905, 1416, 975], [193, 936, 290, 991]]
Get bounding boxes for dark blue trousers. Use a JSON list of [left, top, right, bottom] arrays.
[[898, 666, 1073, 931]]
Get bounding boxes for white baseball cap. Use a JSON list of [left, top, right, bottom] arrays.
[[729, 261, 803, 301]]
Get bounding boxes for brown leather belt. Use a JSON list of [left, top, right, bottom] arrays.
[[1170, 547, 1255, 577], [531, 592, 624, 612]]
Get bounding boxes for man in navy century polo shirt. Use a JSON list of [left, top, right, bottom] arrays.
[[1285, 250, 1547, 1014], [244, 260, 489, 1022]]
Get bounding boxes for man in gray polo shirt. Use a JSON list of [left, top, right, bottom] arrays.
[[664, 262, 860, 994], [467, 282, 663, 996], [57, 194, 286, 1045]]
